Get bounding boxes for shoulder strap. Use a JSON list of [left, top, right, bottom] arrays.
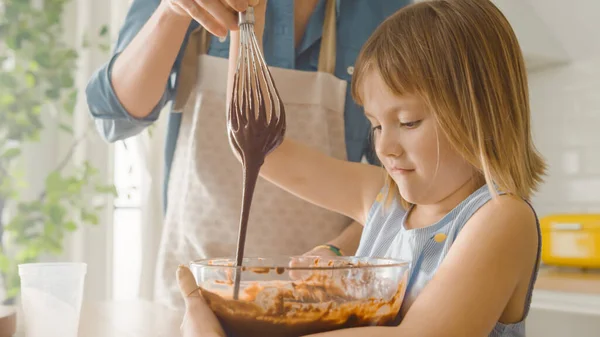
[[173, 27, 209, 112], [520, 200, 542, 318], [317, 0, 337, 74]]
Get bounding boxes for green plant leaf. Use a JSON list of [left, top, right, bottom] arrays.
[[0, 73, 17, 87], [0, 94, 16, 106], [34, 50, 52, 68], [64, 90, 78, 115], [25, 72, 36, 88], [81, 210, 99, 225], [59, 123, 73, 134], [27, 130, 41, 142], [95, 184, 117, 197], [48, 204, 66, 224], [29, 61, 39, 71], [59, 71, 74, 87], [16, 246, 40, 262], [2, 147, 21, 160], [45, 171, 63, 194], [31, 105, 42, 116], [0, 254, 10, 273], [99, 44, 110, 53], [81, 34, 91, 48], [45, 87, 61, 99], [6, 287, 20, 300], [64, 221, 77, 232], [99, 25, 109, 36], [43, 237, 63, 254]]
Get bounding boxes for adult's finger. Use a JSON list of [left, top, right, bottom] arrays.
[[223, 0, 250, 12], [177, 1, 228, 37], [195, 0, 238, 30], [177, 265, 201, 299]]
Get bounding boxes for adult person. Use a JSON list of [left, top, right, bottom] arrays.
[[86, 0, 410, 308]]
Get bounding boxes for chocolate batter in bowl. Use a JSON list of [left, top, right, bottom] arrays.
[[190, 256, 410, 337]]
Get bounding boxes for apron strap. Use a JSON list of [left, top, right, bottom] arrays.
[[174, 0, 338, 111], [317, 0, 337, 75], [173, 27, 209, 112]]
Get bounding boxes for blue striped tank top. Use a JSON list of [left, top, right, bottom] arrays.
[[355, 184, 541, 337]]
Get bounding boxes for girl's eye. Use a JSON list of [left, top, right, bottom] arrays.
[[371, 125, 382, 133], [400, 120, 422, 129]]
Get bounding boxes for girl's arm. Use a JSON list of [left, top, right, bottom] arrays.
[[306, 195, 539, 337], [260, 141, 384, 224]]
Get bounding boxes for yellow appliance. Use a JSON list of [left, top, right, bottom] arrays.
[[540, 214, 600, 268]]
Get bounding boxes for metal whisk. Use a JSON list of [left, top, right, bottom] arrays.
[[228, 6, 286, 300]]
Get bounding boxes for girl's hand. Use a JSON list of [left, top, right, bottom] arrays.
[[287, 247, 340, 280], [302, 245, 340, 258], [164, 0, 260, 37], [176, 265, 226, 337]]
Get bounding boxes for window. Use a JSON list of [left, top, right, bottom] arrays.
[[109, 0, 143, 302], [112, 140, 142, 300]]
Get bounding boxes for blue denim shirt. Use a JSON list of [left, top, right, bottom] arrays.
[[86, 0, 410, 208]]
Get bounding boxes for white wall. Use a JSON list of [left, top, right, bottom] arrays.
[[517, 2, 600, 335], [492, 0, 569, 70], [528, 58, 600, 216], [525, 44, 600, 337], [528, 309, 600, 337], [528, 0, 600, 61]]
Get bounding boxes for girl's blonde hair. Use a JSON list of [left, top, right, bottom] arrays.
[[352, 0, 546, 209]]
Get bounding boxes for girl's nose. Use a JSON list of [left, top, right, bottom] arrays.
[[376, 128, 403, 158]]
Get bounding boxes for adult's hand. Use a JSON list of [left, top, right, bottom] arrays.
[[165, 0, 260, 37], [177, 265, 226, 337]]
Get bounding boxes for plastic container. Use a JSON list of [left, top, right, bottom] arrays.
[[190, 256, 410, 337], [18, 263, 87, 337], [541, 214, 600, 268]]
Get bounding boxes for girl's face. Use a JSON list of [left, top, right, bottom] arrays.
[[362, 71, 476, 206]]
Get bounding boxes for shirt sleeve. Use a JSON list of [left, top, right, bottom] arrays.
[[85, 0, 191, 142]]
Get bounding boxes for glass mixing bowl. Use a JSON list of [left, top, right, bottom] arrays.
[[190, 256, 410, 337]]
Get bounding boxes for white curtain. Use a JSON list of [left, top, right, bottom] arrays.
[[46, 0, 171, 302], [64, 0, 168, 302], [135, 108, 169, 301], [49, 0, 133, 302], [63, 0, 114, 302]]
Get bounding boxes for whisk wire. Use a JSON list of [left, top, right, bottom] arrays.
[[235, 19, 282, 126]]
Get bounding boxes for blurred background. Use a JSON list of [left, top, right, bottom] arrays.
[[0, 0, 598, 336]]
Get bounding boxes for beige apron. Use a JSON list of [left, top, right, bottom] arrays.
[[154, 0, 351, 309]]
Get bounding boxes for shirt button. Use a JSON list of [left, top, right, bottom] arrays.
[[347, 66, 354, 75], [218, 36, 227, 43], [434, 233, 447, 243]]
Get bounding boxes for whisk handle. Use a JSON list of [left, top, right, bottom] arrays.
[[238, 7, 255, 25]]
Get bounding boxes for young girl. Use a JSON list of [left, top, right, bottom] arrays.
[[178, 0, 546, 336]]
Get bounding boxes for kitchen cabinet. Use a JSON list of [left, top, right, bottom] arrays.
[[528, 267, 600, 337]]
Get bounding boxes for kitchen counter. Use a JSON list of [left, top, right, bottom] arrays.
[[531, 266, 600, 316], [14, 300, 183, 337], [536, 266, 600, 294], [77, 300, 183, 337], [12, 267, 600, 336]]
